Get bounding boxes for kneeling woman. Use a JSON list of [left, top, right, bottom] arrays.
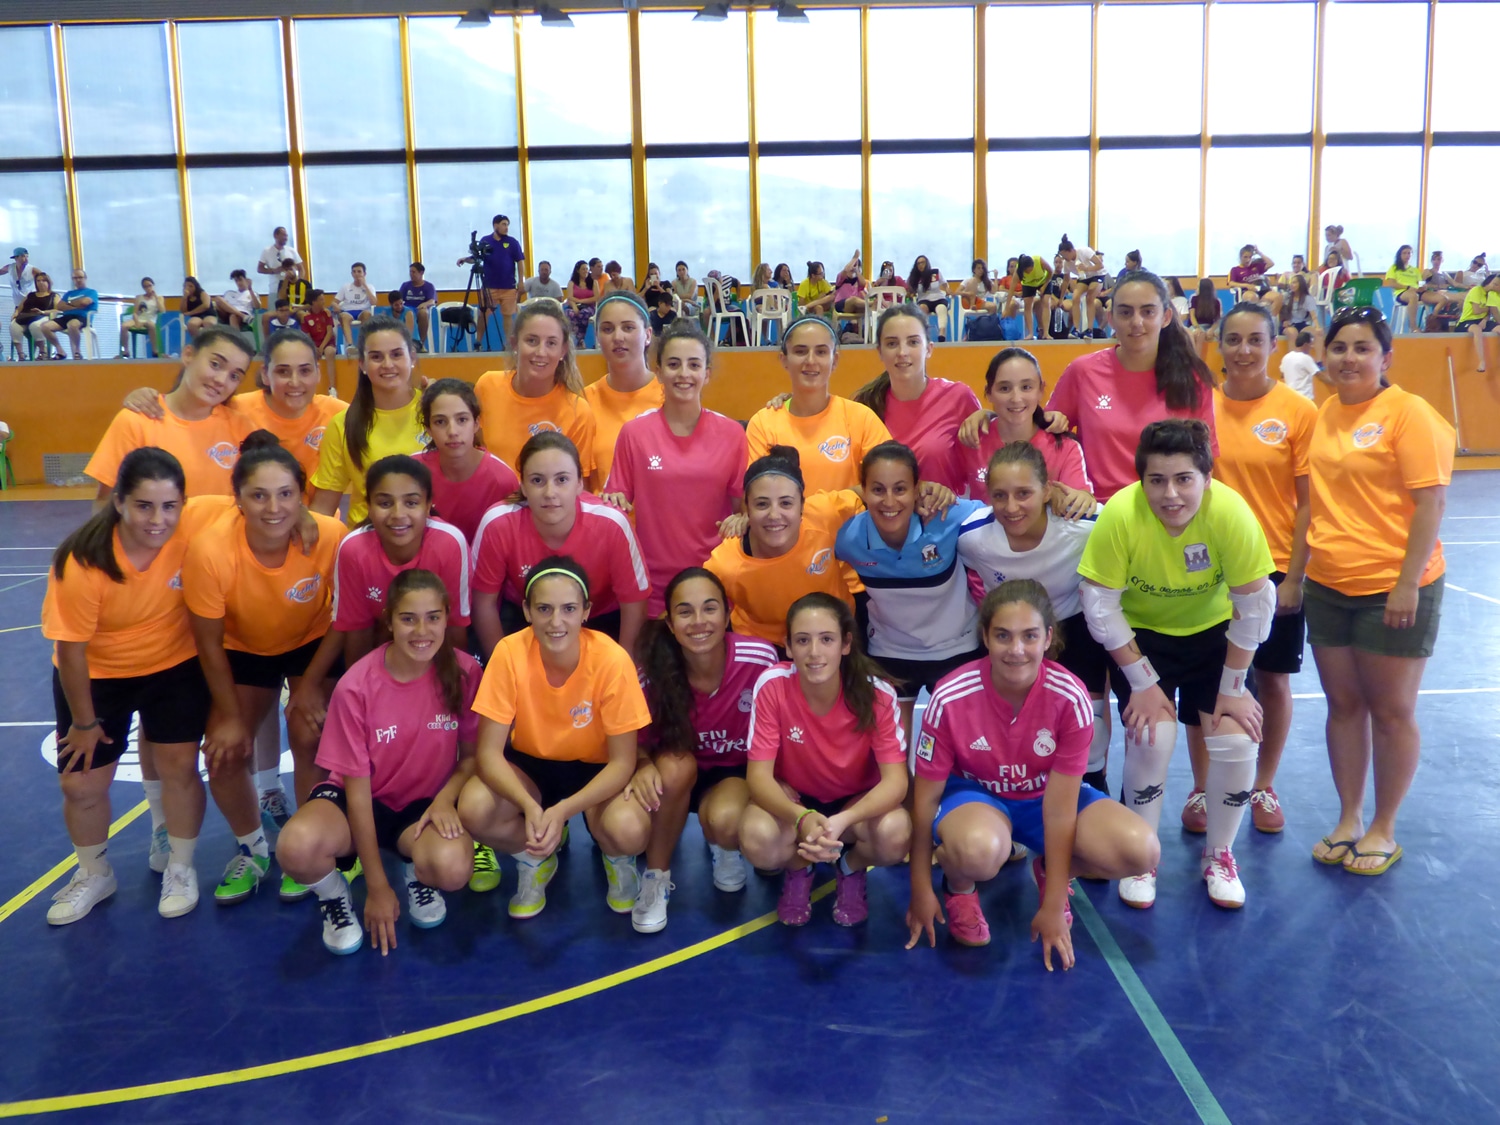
[[277, 570, 481, 955], [740, 593, 911, 927], [906, 581, 1158, 967], [459, 558, 653, 920], [630, 569, 780, 933]]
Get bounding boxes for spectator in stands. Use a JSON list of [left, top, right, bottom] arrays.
[[752, 263, 773, 292], [458, 213, 525, 346], [1188, 277, 1220, 355], [1229, 245, 1282, 319], [1454, 253, 1488, 289], [962, 258, 998, 316], [41, 267, 99, 360], [1016, 253, 1053, 341], [638, 262, 669, 308], [1282, 274, 1318, 347], [1321, 247, 1350, 290], [256, 226, 302, 281], [796, 261, 835, 320], [524, 260, 563, 302], [1280, 329, 1325, 400], [1458, 273, 1500, 373], [773, 263, 796, 291], [1057, 234, 1107, 339], [1280, 254, 1314, 294], [1384, 245, 1424, 314], [301, 289, 337, 371], [276, 260, 312, 314], [119, 276, 162, 356], [563, 260, 598, 345], [6, 247, 39, 317], [908, 255, 950, 341], [649, 290, 677, 335], [1167, 276, 1191, 318], [266, 297, 297, 333], [398, 261, 437, 348], [10, 270, 59, 358], [387, 289, 415, 337], [211, 269, 260, 333], [874, 260, 906, 294], [1420, 251, 1462, 318], [832, 254, 868, 324], [1322, 225, 1355, 274], [335, 262, 377, 346], [672, 260, 700, 318], [600, 260, 634, 296], [180, 276, 215, 339]]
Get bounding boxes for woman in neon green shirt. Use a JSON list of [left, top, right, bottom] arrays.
[[1458, 273, 1500, 373], [1077, 420, 1274, 913], [1383, 245, 1424, 314]]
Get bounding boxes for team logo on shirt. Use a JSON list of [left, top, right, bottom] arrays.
[[1352, 423, 1385, 449], [287, 576, 322, 603], [1252, 419, 1288, 446], [168, 570, 183, 590], [367, 586, 384, 602], [920, 544, 941, 565], [1183, 543, 1211, 572], [528, 421, 562, 437], [570, 701, 593, 729], [738, 689, 754, 713], [1095, 395, 1113, 410], [974, 467, 989, 485], [807, 549, 833, 576], [916, 732, 935, 762], [305, 427, 326, 451], [375, 725, 398, 744], [519, 563, 533, 578], [969, 735, 992, 753], [206, 442, 240, 470], [818, 436, 851, 462], [427, 713, 460, 731], [648, 455, 663, 470], [789, 726, 805, 744], [991, 570, 1007, 585], [1032, 728, 1057, 757]]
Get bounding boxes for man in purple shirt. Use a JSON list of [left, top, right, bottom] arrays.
[[458, 214, 525, 345], [397, 261, 438, 349]]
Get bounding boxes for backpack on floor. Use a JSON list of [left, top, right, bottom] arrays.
[[965, 314, 1005, 341]]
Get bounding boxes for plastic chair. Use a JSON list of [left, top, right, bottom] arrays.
[[434, 302, 466, 353], [0, 419, 14, 489], [126, 326, 156, 358], [705, 278, 748, 347], [1313, 268, 1341, 330], [749, 288, 790, 345], [157, 311, 185, 356], [863, 286, 909, 341]]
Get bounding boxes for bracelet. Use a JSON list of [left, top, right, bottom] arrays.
[[71, 718, 102, 731], [794, 808, 817, 835], [1220, 665, 1249, 697], [1120, 657, 1160, 693]]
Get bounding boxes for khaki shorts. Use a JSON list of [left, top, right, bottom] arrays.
[[486, 288, 518, 315], [1303, 576, 1443, 658]]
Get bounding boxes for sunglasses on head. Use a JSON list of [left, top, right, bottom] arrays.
[[1330, 306, 1386, 326]]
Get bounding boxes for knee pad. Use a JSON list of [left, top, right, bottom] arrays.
[[1124, 720, 1178, 758], [1087, 700, 1110, 773], [1204, 731, 1258, 763]]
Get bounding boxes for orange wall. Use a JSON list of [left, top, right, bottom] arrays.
[[4, 337, 1499, 485]]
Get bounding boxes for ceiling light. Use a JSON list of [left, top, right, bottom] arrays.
[[457, 8, 491, 27], [695, 3, 729, 20], [776, 2, 809, 23], [538, 4, 573, 26]]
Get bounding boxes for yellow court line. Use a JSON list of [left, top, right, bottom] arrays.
[[0, 800, 149, 927], [0, 623, 42, 634], [0, 880, 836, 1117]]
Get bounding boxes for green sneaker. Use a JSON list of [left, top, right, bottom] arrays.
[[214, 847, 270, 905], [469, 842, 501, 893], [508, 853, 558, 919], [343, 857, 363, 884], [603, 854, 640, 914], [279, 873, 310, 902]]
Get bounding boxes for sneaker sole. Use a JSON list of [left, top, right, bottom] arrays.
[[831, 912, 868, 927], [468, 873, 502, 893], [410, 912, 447, 930], [215, 874, 266, 906], [325, 935, 364, 956], [1252, 820, 1286, 834], [712, 876, 747, 893], [1207, 888, 1246, 909], [631, 914, 668, 934], [159, 896, 198, 919], [280, 885, 312, 903], [777, 913, 811, 927], [508, 901, 547, 919], [606, 896, 636, 915], [47, 891, 115, 926], [951, 931, 991, 947]]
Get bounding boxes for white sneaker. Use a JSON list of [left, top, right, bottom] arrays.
[[407, 879, 447, 929], [709, 844, 747, 892], [509, 853, 558, 919], [148, 826, 169, 874], [47, 868, 117, 926], [318, 884, 364, 955], [158, 863, 199, 918], [603, 854, 640, 914], [1118, 869, 1158, 909], [1202, 846, 1246, 909], [632, 869, 673, 933]]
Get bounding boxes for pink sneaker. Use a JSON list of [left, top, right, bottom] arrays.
[[831, 867, 868, 926], [1031, 855, 1074, 927], [777, 866, 814, 926], [943, 889, 990, 946]]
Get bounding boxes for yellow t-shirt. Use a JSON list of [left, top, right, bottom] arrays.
[[1019, 254, 1052, 288], [583, 377, 665, 491], [745, 396, 893, 496], [1385, 265, 1422, 289], [474, 372, 598, 482], [309, 393, 425, 524], [1211, 383, 1316, 572], [1460, 286, 1500, 323], [795, 278, 832, 305]]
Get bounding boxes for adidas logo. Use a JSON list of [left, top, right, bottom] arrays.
[[969, 736, 992, 752]]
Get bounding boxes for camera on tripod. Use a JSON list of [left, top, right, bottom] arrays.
[[468, 230, 492, 260]]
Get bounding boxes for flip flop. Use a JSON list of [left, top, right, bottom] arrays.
[[1313, 836, 1356, 865], [1343, 845, 1403, 876]]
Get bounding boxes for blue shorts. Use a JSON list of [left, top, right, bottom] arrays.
[[932, 777, 1109, 853]]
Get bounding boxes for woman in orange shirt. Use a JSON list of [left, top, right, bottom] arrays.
[[184, 432, 347, 906], [583, 293, 664, 491], [1302, 308, 1453, 876], [1207, 303, 1317, 835], [457, 558, 653, 921], [41, 448, 221, 925], [473, 300, 597, 480]]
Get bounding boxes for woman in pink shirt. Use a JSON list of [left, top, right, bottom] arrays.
[[413, 379, 519, 545], [740, 592, 911, 928], [277, 569, 481, 956]]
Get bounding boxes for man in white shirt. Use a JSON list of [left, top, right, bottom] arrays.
[[257, 226, 303, 280], [334, 262, 377, 347], [521, 260, 563, 301], [6, 247, 40, 359], [212, 269, 261, 330], [1279, 330, 1325, 400]]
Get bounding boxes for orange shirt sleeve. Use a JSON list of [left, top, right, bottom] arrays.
[[1289, 394, 1315, 478], [85, 410, 148, 489], [850, 401, 894, 460], [181, 533, 231, 622], [472, 636, 521, 726], [41, 559, 106, 644], [595, 641, 653, 735], [568, 396, 598, 480], [1394, 397, 1455, 490], [744, 409, 776, 464]]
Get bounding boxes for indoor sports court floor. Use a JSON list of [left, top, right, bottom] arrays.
[[1, 478, 1498, 1124]]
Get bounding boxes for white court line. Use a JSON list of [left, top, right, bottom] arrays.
[[1446, 583, 1500, 606], [1441, 541, 1500, 546], [0, 547, 57, 551], [1446, 515, 1500, 520], [0, 722, 53, 728], [1292, 687, 1500, 699]]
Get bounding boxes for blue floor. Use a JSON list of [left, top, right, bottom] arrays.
[[2, 478, 1499, 1123]]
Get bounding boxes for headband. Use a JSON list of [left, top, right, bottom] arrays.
[[596, 291, 649, 319], [744, 465, 804, 493], [782, 315, 837, 344], [524, 566, 590, 601]]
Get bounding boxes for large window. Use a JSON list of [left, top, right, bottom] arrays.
[[1207, 4, 1313, 137], [1430, 2, 1500, 134], [753, 11, 860, 143], [0, 28, 62, 159], [1096, 5, 1202, 137], [1321, 3, 1426, 134], [75, 169, 185, 297], [757, 156, 861, 281], [416, 162, 522, 289], [520, 15, 632, 147], [178, 21, 287, 154], [640, 13, 748, 146], [528, 159, 635, 278], [189, 167, 295, 295], [1096, 148, 1201, 277], [988, 150, 1089, 268], [986, 5, 1090, 140], [647, 158, 751, 280], [0, 173, 71, 295], [64, 24, 175, 157], [1204, 147, 1311, 278], [1319, 146, 1421, 273], [1423, 147, 1498, 275], [870, 153, 973, 283], [304, 164, 411, 291], [295, 19, 405, 153], [867, 8, 973, 140], [409, 18, 518, 150]]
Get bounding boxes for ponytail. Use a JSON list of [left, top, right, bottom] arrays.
[[1117, 269, 1217, 410], [856, 304, 931, 420], [53, 447, 185, 584], [638, 568, 727, 753], [785, 593, 895, 731]]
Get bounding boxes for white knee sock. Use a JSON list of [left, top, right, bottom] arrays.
[[1204, 732, 1259, 854], [1088, 697, 1110, 774], [141, 780, 165, 831], [255, 768, 282, 795], [1121, 721, 1177, 835], [308, 870, 345, 900]]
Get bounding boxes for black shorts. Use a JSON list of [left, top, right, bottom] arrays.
[[874, 648, 986, 701], [226, 635, 326, 690], [1109, 622, 1249, 728], [1021, 284, 1044, 298], [800, 791, 862, 820], [1252, 571, 1306, 676], [1056, 613, 1110, 694], [52, 658, 210, 772], [54, 312, 89, 327], [689, 762, 747, 814], [916, 299, 945, 313], [1076, 276, 1105, 289], [834, 298, 860, 313], [1457, 318, 1495, 331], [307, 781, 432, 853], [508, 748, 605, 811]]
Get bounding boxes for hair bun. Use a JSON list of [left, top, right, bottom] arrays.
[[239, 428, 281, 454], [767, 444, 801, 468]]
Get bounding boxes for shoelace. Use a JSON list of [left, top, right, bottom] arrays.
[[321, 895, 356, 930], [53, 872, 96, 904], [162, 868, 192, 898], [224, 855, 257, 882], [1251, 790, 1280, 812], [409, 882, 439, 909], [1187, 790, 1207, 811], [638, 876, 674, 909], [1209, 849, 1240, 879], [472, 846, 497, 873]]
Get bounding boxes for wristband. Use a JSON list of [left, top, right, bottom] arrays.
[[795, 809, 817, 835], [1220, 665, 1249, 697], [71, 718, 102, 731], [1120, 657, 1160, 693]]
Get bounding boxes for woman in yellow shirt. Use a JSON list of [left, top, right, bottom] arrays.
[[583, 293, 664, 491], [1383, 244, 1425, 314], [1458, 272, 1500, 373], [795, 261, 835, 320]]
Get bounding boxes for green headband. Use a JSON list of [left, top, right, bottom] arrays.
[[524, 566, 590, 601], [782, 314, 837, 345], [596, 292, 649, 319]]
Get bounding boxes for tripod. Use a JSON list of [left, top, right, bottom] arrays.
[[446, 229, 495, 353]]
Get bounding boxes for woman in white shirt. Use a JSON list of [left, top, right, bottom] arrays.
[[119, 277, 164, 356], [907, 256, 949, 341]]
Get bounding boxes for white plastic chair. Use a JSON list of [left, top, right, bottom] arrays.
[[1313, 268, 1341, 330], [705, 278, 747, 346], [434, 302, 465, 353], [862, 286, 910, 341], [749, 288, 790, 345], [76, 310, 100, 359]]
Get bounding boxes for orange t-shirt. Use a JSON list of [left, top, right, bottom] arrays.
[[471, 628, 651, 764], [745, 396, 893, 496], [1212, 383, 1316, 571], [1306, 385, 1455, 596], [705, 489, 863, 646], [474, 372, 597, 481], [583, 376, 664, 490], [41, 497, 232, 679], [231, 392, 347, 491], [86, 398, 248, 497], [182, 508, 347, 654]]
